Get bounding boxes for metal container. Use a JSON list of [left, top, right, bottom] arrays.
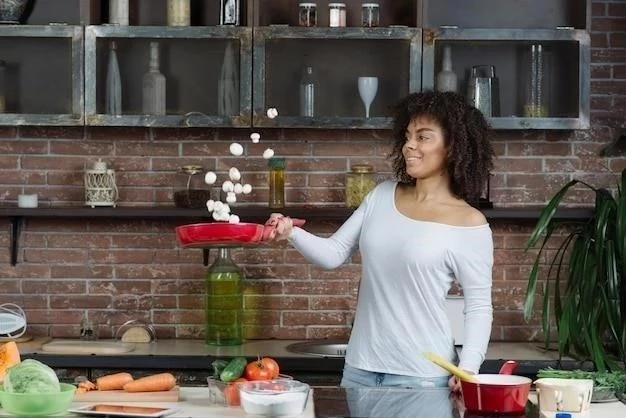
[[466, 65, 500, 117]]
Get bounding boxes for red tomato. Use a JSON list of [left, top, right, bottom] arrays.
[[244, 357, 280, 380], [223, 378, 246, 406]]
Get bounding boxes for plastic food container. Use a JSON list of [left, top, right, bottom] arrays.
[[361, 3, 380, 27], [207, 377, 245, 407], [239, 379, 310, 417], [0, 383, 76, 416], [328, 3, 346, 27]]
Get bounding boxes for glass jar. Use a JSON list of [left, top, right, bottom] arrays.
[[361, 3, 379, 27], [298, 3, 317, 27], [174, 165, 211, 208], [268, 157, 285, 209], [329, 3, 346, 27], [345, 164, 376, 208], [167, 0, 190, 26], [205, 247, 243, 346]]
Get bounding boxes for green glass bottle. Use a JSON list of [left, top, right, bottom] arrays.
[[205, 247, 243, 345]]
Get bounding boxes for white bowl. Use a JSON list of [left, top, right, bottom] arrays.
[[535, 378, 594, 412], [238, 379, 310, 417]]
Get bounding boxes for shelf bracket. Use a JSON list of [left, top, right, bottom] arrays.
[[9, 216, 21, 266]]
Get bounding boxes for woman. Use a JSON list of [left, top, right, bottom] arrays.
[[266, 91, 495, 391]]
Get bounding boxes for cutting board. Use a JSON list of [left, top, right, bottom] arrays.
[[74, 387, 180, 402], [0, 335, 32, 343], [40, 340, 134, 354]]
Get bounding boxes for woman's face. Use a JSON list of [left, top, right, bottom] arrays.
[[402, 115, 448, 180]]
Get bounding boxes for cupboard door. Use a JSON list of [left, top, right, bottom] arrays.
[[252, 27, 421, 129], [0, 26, 84, 126], [84, 26, 252, 127], [422, 28, 590, 130]]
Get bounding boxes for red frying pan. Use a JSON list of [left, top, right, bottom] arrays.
[[176, 219, 305, 248]]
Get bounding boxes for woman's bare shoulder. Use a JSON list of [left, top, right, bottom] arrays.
[[451, 203, 487, 227]]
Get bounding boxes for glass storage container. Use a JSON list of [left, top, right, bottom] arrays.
[[174, 165, 211, 208], [345, 164, 375, 208], [205, 247, 243, 346], [361, 3, 380, 27], [329, 3, 346, 27], [298, 3, 317, 27]]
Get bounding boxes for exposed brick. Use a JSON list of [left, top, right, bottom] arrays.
[[615, 65, 626, 79], [591, 2, 606, 17], [493, 158, 543, 173], [19, 126, 84, 139], [282, 311, 349, 326], [592, 33, 609, 49], [592, 17, 626, 32], [0, 127, 17, 138], [152, 127, 216, 141], [591, 64, 612, 79], [607, 3, 626, 17], [506, 142, 571, 157], [87, 126, 149, 141], [50, 295, 111, 309]]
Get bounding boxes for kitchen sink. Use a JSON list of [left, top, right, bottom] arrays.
[[286, 339, 348, 358]]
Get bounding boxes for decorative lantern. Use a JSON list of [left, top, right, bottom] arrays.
[[84, 159, 118, 208]]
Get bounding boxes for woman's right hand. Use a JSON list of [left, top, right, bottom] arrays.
[[264, 213, 295, 241]]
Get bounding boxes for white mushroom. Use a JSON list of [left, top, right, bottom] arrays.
[[226, 192, 237, 204], [233, 182, 243, 194], [262, 148, 275, 159], [222, 180, 234, 193], [229, 142, 244, 156], [213, 201, 225, 213], [228, 214, 240, 224], [228, 167, 241, 181], [242, 184, 252, 194], [250, 132, 261, 143], [266, 108, 279, 119], [204, 171, 217, 185], [206, 199, 215, 212]]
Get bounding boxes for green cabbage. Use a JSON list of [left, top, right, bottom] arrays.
[[3, 359, 60, 393]]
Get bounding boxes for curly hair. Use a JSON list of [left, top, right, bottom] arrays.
[[390, 91, 495, 206]]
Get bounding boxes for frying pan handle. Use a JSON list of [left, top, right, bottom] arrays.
[[498, 360, 518, 375]]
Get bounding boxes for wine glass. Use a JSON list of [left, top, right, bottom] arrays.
[[358, 76, 378, 118]]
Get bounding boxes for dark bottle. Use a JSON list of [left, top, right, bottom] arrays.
[[205, 247, 243, 346]]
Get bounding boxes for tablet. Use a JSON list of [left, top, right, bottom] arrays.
[[68, 404, 179, 417]]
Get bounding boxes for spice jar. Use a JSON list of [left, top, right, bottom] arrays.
[[361, 3, 380, 27], [298, 3, 317, 27], [329, 3, 346, 27], [268, 157, 285, 209], [345, 164, 376, 208], [167, 0, 190, 26]]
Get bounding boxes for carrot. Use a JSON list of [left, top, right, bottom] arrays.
[[96, 372, 134, 391], [78, 380, 97, 391], [123, 372, 176, 393]]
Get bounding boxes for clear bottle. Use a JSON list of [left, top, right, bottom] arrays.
[[436, 45, 458, 93], [105, 41, 122, 115], [299, 66, 316, 117], [268, 157, 285, 209], [205, 247, 243, 346], [167, 0, 190, 26], [0, 60, 6, 113], [345, 164, 375, 208], [142, 41, 166, 115]]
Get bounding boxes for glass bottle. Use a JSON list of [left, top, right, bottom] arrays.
[[142, 41, 166, 115], [205, 247, 243, 346], [0, 60, 6, 113], [105, 41, 122, 116], [109, 0, 129, 25], [523, 43, 551, 117], [345, 164, 375, 208], [268, 157, 285, 209], [299, 66, 316, 117], [167, 0, 190, 26], [436, 45, 457, 93]]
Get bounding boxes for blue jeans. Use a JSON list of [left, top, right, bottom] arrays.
[[340, 364, 451, 388]]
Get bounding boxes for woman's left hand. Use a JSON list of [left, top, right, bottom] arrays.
[[448, 376, 462, 393]]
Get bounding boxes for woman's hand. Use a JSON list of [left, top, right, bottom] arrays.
[[264, 213, 295, 241], [448, 376, 462, 393]]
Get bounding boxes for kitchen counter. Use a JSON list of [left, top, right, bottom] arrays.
[[1, 387, 622, 418], [17, 338, 587, 377]]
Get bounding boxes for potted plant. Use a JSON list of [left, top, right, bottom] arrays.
[[524, 170, 626, 372]]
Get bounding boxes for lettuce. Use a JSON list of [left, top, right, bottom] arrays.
[[3, 359, 60, 393]]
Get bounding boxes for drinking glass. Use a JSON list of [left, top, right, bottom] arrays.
[[358, 76, 378, 118]]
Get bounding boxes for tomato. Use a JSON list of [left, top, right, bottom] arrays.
[[244, 357, 280, 380], [223, 377, 246, 406]]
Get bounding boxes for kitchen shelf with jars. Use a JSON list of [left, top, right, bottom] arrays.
[[84, 25, 252, 128]]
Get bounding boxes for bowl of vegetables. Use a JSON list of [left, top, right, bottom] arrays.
[[0, 359, 76, 416]]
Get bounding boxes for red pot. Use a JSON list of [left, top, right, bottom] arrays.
[[461, 374, 532, 414]]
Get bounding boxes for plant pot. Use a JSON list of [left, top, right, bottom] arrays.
[[0, 0, 33, 24]]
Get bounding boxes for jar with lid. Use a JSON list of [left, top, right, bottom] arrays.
[[345, 164, 376, 208], [268, 157, 285, 209], [205, 247, 243, 346], [328, 3, 346, 27], [298, 3, 317, 27], [361, 3, 379, 27], [174, 165, 211, 208]]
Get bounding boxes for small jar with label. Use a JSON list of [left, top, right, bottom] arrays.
[[329, 3, 346, 27], [299, 3, 317, 27], [361, 3, 380, 27], [345, 164, 376, 208]]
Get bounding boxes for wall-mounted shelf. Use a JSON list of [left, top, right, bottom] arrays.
[[1, 206, 593, 266]]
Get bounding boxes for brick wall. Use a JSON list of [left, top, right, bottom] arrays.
[[0, 1, 624, 341]]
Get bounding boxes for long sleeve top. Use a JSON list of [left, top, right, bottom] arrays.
[[288, 180, 493, 376]]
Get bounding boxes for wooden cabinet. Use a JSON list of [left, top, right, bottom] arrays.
[[0, 0, 591, 130]]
